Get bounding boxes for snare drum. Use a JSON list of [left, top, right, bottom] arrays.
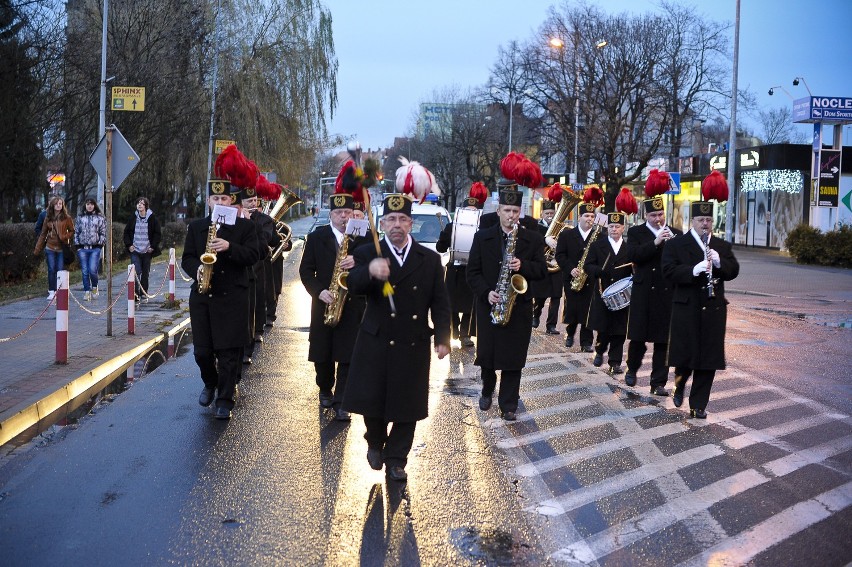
[[449, 208, 481, 265], [601, 276, 632, 311]]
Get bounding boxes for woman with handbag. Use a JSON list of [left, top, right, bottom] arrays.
[[34, 196, 75, 301], [75, 198, 107, 301]]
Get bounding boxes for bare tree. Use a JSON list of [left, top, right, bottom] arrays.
[[759, 106, 806, 144]]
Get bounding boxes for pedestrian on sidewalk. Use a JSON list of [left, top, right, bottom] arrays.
[[123, 196, 161, 302], [33, 196, 75, 301], [75, 198, 107, 301]]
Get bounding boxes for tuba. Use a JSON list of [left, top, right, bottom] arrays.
[[323, 235, 350, 327], [490, 223, 528, 326], [268, 186, 303, 261], [544, 186, 583, 272], [197, 220, 219, 294]]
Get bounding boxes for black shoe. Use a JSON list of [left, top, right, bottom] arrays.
[[690, 408, 707, 419], [608, 365, 624, 375], [214, 406, 231, 420], [198, 387, 215, 407], [386, 465, 408, 482], [461, 336, 475, 347], [501, 410, 517, 421], [565, 336, 574, 348], [264, 319, 274, 328], [672, 375, 685, 407], [479, 395, 493, 411], [319, 390, 334, 408], [593, 354, 603, 367], [254, 334, 264, 343], [242, 356, 252, 365], [532, 316, 540, 328], [367, 447, 383, 470], [624, 371, 637, 387], [581, 345, 594, 353], [651, 386, 669, 397], [334, 407, 351, 422], [546, 326, 560, 335]]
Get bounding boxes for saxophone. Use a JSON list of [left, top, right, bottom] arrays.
[[323, 235, 350, 327], [197, 221, 219, 294], [570, 224, 602, 292], [490, 223, 528, 326]]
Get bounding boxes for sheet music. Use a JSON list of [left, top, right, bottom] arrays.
[[211, 204, 238, 226], [345, 218, 370, 237]]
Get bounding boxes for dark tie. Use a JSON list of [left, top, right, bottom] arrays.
[[394, 245, 406, 257]]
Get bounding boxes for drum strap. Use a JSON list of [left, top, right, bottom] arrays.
[[599, 253, 611, 294]]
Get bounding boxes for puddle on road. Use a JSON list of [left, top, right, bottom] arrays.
[[450, 526, 532, 565]]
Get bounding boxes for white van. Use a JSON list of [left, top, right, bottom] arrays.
[[372, 198, 451, 264]]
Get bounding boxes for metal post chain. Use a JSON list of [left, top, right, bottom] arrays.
[[0, 296, 57, 343], [133, 263, 170, 300], [68, 272, 133, 315]]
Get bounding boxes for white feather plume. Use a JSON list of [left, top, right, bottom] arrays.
[[395, 157, 441, 202]]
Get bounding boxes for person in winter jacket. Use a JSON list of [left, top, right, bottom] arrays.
[[122, 197, 162, 302], [75, 198, 107, 301], [34, 196, 75, 300]]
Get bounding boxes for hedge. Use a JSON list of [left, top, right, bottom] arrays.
[[785, 224, 852, 268]]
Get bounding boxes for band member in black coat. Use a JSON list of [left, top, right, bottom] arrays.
[[435, 193, 483, 347], [624, 197, 682, 394], [531, 199, 563, 334], [662, 201, 739, 418], [343, 193, 451, 482], [182, 180, 260, 420], [584, 212, 632, 375], [298, 193, 366, 421], [555, 202, 599, 352], [467, 188, 547, 421], [240, 186, 278, 364]]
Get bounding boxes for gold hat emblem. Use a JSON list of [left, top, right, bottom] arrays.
[[211, 181, 225, 195], [700, 203, 713, 215], [245, 187, 256, 197], [333, 194, 346, 208], [652, 197, 663, 210], [387, 195, 405, 211], [503, 191, 518, 205]]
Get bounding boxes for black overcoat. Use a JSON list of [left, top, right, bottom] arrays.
[[625, 223, 683, 343], [555, 226, 596, 326], [467, 224, 546, 370], [531, 222, 563, 298], [584, 237, 632, 334], [182, 216, 260, 349], [342, 238, 451, 422], [661, 231, 740, 370], [298, 225, 366, 363]]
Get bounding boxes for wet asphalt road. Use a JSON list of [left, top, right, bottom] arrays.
[[0, 223, 850, 566]]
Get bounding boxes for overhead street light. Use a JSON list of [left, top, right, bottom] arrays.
[[768, 85, 793, 100], [793, 76, 813, 96]]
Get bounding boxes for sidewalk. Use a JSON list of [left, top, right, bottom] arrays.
[[0, 253, 193, 447]]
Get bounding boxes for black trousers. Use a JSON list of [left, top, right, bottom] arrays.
[[534, 295, 561, 327], [566, 322, 594, 348], [265, 256, 283, 322], [131, 252, 153, 300], [363, 418, 416, 468], [452, 309, 475, 338], [194, 345, 242, 410], [314, 360, 350, 407], [245, 277, 257, 356], [675, 368, 715, 410], [481, 367, 522, 413], [595, 331, 626, 366], [627, 340, 670, 388], [253, 264, 266, 336]]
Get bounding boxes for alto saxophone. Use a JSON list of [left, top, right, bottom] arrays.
[[323, 235, 350, 327], [490, 223, 528, 326], [197, 220, 219, 294], [570, 224, 602, 292]]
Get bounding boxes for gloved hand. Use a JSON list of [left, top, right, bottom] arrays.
[[692, 261, 709, 276], [708, 249, 720, 267]]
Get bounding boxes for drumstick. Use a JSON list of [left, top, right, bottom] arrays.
[[614, 263, 634, 269]]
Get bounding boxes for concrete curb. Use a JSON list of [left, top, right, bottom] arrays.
[[0, 315, 191, 447]]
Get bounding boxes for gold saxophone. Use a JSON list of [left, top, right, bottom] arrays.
[[323, 235, 350, 327], [197, 221, 219, 294], [570, 223, 602, 292], [490, 223, 528, 326], [544, 187, 583, 272]]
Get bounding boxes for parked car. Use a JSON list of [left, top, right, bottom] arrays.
[[309, 208, 331, 233]]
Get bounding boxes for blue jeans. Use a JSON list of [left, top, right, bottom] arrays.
[[77, 247, 102, 291], [45, 249, 64, 292]]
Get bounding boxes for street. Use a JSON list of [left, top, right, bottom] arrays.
[[0, 220, 849, 566]]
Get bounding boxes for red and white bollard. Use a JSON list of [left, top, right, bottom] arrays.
[[55, 270, 69, 364], [127, 264, 136, 335], [168, 248, 176, 303], [167, 333, 175, 359]]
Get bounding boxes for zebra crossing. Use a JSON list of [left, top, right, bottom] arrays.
[[455, 351, 852, 565]]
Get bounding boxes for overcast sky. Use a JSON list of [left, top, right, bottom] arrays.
[[322, 0, 852, 152]]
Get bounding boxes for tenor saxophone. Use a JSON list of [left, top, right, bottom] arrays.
[[197, 221, 219, 294], [490, 223, 528, 326], [323, 235, 350, 327], [570, 224, 602, 292]]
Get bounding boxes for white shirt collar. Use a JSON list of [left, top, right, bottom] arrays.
[[579, 226, 592, 240], [385, 235, 412, 266], [331, 224, 345, 245], [645, 222, 664, 237], [690, 228, 709, 249], [608, 236, 623, 253]]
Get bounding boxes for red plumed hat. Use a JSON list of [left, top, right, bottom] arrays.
[[395, 157, 440, 203], [702, 170, 729, 202], [499, 152, 526, 181], [583, 185, 604, 207], [334, 159, 361, 196], [547, 183, 563, 202], [214, 145, 258, 189], [513, 158, 543, 189], [469, 181, 488, 204], [615, 187, 638, 215], [644, 169, 670, 198]]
